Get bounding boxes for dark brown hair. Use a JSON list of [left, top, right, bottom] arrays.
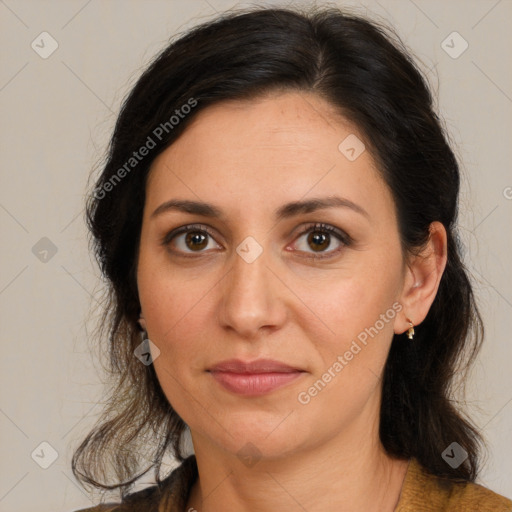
[[73, 5, 484, 499]]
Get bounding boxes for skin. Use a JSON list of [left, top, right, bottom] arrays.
[[136, 91, 447, 512]]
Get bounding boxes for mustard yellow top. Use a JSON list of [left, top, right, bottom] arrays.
[[74, 455, 512, 512]]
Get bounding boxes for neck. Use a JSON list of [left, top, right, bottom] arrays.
[[186, 410, 409, 512]]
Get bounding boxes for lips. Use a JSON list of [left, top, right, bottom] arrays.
[[209, 358, 302, 373], [208, 358, 305, 396]]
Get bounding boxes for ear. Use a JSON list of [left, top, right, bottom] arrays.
[[394, 221, 448, 335], [138, 312, 147, 331]]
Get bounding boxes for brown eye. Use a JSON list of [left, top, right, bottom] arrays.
[[292, 223, 351, 259], [307, 231, 331, 252], [164, 224, 221, 255], [185, 231, 209, 251]]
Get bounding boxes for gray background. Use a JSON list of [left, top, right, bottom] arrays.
[[0, 0, 511, 510]]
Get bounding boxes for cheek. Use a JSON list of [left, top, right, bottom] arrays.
[[294, 279, 400, 425], [138, 271, 214, 418], [137, 261, 217, 365], [296, 259, 402, 404], [302, 265, 400, 342]]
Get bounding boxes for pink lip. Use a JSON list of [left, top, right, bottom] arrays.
[[208, 359, 305, 396]]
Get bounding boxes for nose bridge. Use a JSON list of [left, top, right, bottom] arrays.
[[218, 237, 284, 335]]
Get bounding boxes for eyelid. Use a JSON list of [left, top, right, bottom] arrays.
[[293, 222, 351, 244], [161, 223, 221, 250]]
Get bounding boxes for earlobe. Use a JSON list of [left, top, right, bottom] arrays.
[[138, 312, 147, 331], [395, 221, 448, 335]]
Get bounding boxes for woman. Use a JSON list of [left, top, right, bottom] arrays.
[[72, 6, 512, 511]]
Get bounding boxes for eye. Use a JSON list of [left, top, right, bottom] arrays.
[[162, 222, 351, 259], [163, 224, 221, 256], [291, 223, 351, 259]]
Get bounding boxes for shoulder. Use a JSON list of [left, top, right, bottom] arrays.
[[71, 455, 198, 512], [444, 479, 512, 511], [396, 458, 512, 512]]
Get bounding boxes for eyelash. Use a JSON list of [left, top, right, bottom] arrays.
[[162, 222, 352, 260]]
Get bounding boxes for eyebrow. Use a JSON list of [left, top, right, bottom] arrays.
[[151, 195, 370, 221]]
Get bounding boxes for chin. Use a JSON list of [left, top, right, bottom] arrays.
[[197, 410, 314, 463]]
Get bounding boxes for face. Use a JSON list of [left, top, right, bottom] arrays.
[[137, 91, 407, 460]]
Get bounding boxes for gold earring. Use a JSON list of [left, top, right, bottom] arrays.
[[406, 319, 415, 340]]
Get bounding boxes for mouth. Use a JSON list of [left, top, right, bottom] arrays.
[[207, 358, 306, 396]]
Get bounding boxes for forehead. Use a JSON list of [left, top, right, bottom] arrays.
[[152, 91, 355, 166], [146, 91, 393, 223]]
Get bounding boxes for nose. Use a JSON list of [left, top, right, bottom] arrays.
[[216, 244, 287, 339]]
